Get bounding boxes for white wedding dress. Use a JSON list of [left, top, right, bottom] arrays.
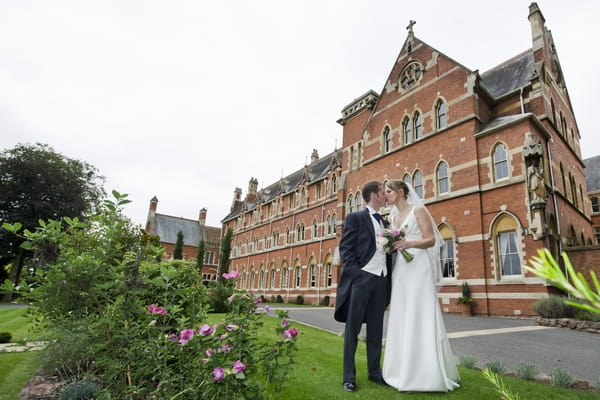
[[382, 206, 460, 392]]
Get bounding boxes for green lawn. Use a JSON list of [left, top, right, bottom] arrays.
[[0, 307, 40, 343], [0, 307, 42, 400], [1, 308, 597, 400]]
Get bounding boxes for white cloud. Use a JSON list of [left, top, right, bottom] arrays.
[[1, 0, 598, 227]]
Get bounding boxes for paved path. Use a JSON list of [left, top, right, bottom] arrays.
[[268, 307, 600, 384]]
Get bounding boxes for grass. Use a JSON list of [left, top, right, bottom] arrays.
[[1, 308, 597, 400], [0, 307, 42, 400], [0, 307, 40, 343]]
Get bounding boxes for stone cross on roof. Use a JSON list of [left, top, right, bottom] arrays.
[[406, 20, 416, 34]]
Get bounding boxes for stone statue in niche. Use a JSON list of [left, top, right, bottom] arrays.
[[523, 132, 547, 239]]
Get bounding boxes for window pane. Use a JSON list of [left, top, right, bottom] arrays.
[[413, 171, 423, 198], [404, 119, 412, 144], [498, 231, 521, 276], [494, 145, 508, 180], [437, 101, 447, 129], [414, 113, 423, 139]]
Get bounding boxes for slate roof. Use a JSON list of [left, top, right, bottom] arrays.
[[583, 155, 600, 193], [480, 50, 534, 99], [154, 214, 202, 246], [222, 149, 342, 222]]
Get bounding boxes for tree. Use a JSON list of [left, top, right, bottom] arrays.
[[196, 239, 205, 270], [218, 228, 233, 283], [173, 231, 184, 260], [0, 143, 104, 300]]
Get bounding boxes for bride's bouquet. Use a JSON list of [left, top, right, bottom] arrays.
[[379, 228, 414, 262]]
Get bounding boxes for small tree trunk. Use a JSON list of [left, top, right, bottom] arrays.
[[1, 248, 26, 302]]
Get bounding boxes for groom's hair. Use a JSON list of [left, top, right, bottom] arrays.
[[362, 180, 382, 203]]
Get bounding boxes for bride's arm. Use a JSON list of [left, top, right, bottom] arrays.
[[394, 206, 435, 251]]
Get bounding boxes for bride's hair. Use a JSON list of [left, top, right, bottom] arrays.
[[386, 179, 408, 199]]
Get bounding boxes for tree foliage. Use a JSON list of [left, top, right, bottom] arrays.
[[218, 228, 233, 282], [0, 143, 105, 296], [196, 239, 205, 270], [173, 230, 184, 260]]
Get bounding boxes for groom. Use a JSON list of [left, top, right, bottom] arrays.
[[334, 180, 391, 392]]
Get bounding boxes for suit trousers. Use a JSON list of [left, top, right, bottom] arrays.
[[343, 269, 388, 383]]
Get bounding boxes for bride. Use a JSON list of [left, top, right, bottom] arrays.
[[381, 179, 460, 392]]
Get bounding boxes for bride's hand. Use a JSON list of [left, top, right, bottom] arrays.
[[394, 240, 408, 251]]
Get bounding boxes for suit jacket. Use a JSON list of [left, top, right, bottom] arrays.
[[334, 208, 392, 322]]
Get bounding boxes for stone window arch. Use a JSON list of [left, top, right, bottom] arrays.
[[491, 213, 523, 278]]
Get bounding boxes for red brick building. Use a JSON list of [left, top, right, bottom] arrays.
[[145, 196, 221, 285], [222, 3, 596, 315]]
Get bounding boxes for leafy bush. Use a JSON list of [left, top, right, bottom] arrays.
[[459, 355, 477, 369], [7, 191, 298, 399], [532, 295, 579, 318], [58, 379, 99, 400], [457, 282, 474, 304], [294, 295, 304, 305], [515, 362, 539, 381], [319, 295, 330, 306], [0, 332, 11, 343], [275, 295, 283, 303], [484, 359, 505, 374], [550, 368, 573, 388]]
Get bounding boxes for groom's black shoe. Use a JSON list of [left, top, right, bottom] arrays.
[[368, 377, 390, 387], [343, 382, 356, 392]]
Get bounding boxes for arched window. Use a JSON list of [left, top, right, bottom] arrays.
[[355, 192, 362, 210], [413, 170, 424, 199], [437, 162, 449, 195], [308, 257, 317, 287], [347, 195, 354, 213], [403, 117, 412, 145], [383, 126, 392, 153], [294, 261, 302, 287], [569, 174, 578, 208], [438, 224, 455, 278], [326, 215, 332, 235], [331, 174, 337, 194], [414, 112, 423, 139], [268, 262, 276, 288], [560, 163, 567, 198], [567, 225, 577, 246], [285, 228, 290, 245], [592, 196, 599, 213], [493, 214, 522, 277], [323, 253, 333, 287], [399, 61, 423, 89], [403, 173, 411, 185], [281, 261, 289, 288], [312, 219, 318, 238], [493, 143, 508, 181], [436, 100, 447, 130], [551, 98, 556, 126]]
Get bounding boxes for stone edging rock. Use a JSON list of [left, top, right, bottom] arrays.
[[535, 317, 600, 334]]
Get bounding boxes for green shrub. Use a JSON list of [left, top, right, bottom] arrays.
[[459, 355, 477, 369], [319, 295, 330, 306], [550, 368, 573, 388], [275, 295, 284, 303], [294, 295, 304, 305], [515, 362, 539, 381], [532, 295, 578, 318], [58, 379, 99, 400], [484, 359, 505, 374], [0, 332, 11, 343]]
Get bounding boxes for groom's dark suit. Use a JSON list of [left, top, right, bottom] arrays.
[[334, 208, 392, 386]]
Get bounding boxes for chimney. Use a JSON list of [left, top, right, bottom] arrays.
[[246, 177, 258, 203], [199, 208, 207, 225], [145, 196, 158, 233], [528, 2, 545, 51], [311, 149, 319, 164], [231, 187, 242, 211]]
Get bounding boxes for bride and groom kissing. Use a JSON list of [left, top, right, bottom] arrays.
[[334, 179, 460, 393]]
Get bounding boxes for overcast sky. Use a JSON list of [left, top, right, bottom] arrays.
[[1, 0, 599, 228]]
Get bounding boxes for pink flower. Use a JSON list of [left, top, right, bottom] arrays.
[[263, 305, 270, 313], [179, 328, 196, 345], [283, 328, 298, 339], [219, 334, 228, 341], [218, 343, 232, 353], [255, 297, 263, 304], [213, 367, 225, 381], [149, 319, 157, 326], [225, 324, 238, 331], [281, 319, 289, 327], [199, 324, 214, 336], [167, 334, 178, 342], [227, 295, 235, 302], [222, 270, 240, 280], [148, 304, 167, 315], [205, 349, 213, 357], [232, 360, 246, 374]]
